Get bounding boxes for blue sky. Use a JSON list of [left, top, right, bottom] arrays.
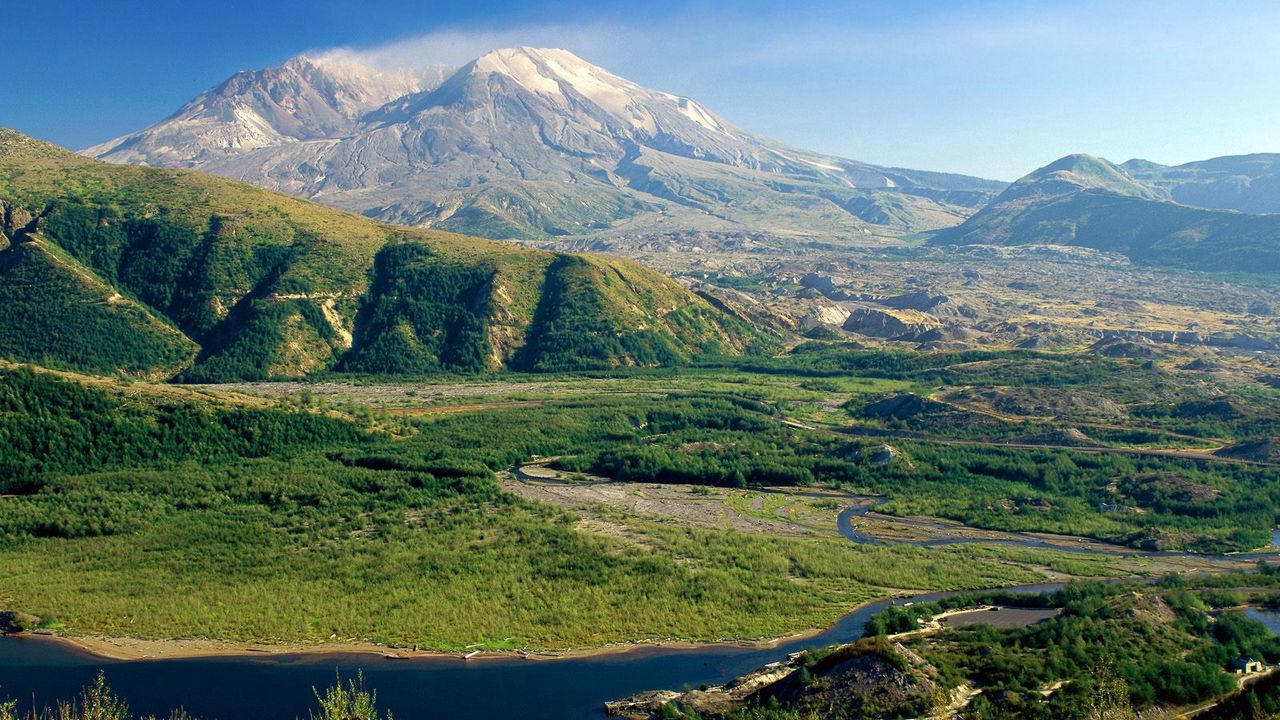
[[5, 0, 1279, 180]]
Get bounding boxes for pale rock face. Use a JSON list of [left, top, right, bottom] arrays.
[[86, 47, 1004, 239]]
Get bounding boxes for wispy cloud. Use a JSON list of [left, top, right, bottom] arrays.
[[312, 1, 1280, 75], [310, 23, 629, 70]]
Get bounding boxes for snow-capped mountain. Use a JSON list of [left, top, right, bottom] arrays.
[[87, 47, 1003, 240]]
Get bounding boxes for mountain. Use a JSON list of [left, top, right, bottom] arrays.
[[933, 154, 1280, 274], [85, 53, 454, 166], [1122, 154, 1280, 215], [0, 128, 762, 380], [88, 47, 1004, 241]]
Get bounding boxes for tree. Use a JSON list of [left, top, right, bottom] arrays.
[[1085, 660, 1137, 720]]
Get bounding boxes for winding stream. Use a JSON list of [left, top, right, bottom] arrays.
[[837, 499, 1280, 561]]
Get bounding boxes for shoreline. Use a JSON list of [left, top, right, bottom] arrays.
[[4, 575, 1111, 664], [12, 620, 843, 664], [6, 560, 1241, 665]]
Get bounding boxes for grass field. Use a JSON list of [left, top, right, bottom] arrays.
[[0, 509, 1063, 649]]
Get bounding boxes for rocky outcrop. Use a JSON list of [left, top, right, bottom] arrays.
[[751, 641, 939, 719], [879, 291, 984, 322], [1, 201, 42, 245], [1082, 328, 1280, 353], [862, 444, 910, 468], [861, 394, 951, 421], [607, 640, 940, 720], [605, 655, 798, 719], [1020, 428, 1096, 447], [0, 611, 40, 634], [1090, 337, 1159, 358], [842, 306, 941, 339], [914, 326, 985, 343], [799, 302, 853, 331]]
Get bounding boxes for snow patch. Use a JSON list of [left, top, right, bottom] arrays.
[[535, 49, 659, 134], [800, 158, 842, 171], [473, 48, 564, 97], [676, 98, 724, 133]]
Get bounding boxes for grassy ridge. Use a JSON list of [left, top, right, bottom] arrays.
[[0, 129, 762, 380]]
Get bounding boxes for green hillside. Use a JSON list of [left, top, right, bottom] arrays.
[[0, 129, 762, 379], [934, 154, 1280, 274], [0, 237, 195, 377]]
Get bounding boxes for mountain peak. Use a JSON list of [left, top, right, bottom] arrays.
[[474, 46, 579, 64], [1017, 153, 1158, 199], [472, 47, 732, 138], [472, 47, 595, 74], [467, 47, 588, 95], [1037, 153, 1108, 173]]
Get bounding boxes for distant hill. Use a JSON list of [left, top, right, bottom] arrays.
[[933, 154, 1280, 274], [1123, 153, 1280, 215], [0, 129, 762, 380], [86, 47, 1003, 242]]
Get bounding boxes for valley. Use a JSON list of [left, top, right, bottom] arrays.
[[6, 133, 1280, 714], [4, 339, 1278, 651]]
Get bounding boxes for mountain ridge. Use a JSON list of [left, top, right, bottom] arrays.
[[84, 53, 454, 166], [1122, 153, 1280, 215], [933, 153, 1280, 273]]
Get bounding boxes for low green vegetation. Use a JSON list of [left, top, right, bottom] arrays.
[[1197, 670, 1280, 719], [341, 243, 497, 374], [551, 357, 1279, 551], [660, 575, 1280, 720], [0, 365, 1046, 648], [0, 240, 195, 376], [1, 337, 1278, 649], [884, 575, 1280, 718]]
